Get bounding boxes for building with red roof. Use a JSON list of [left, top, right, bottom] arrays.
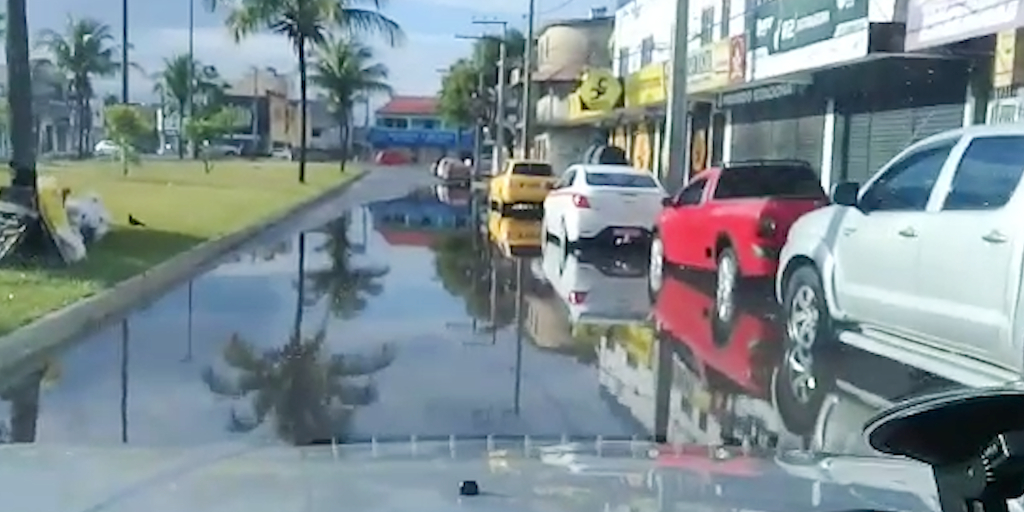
[[368, 95, 475, 164]]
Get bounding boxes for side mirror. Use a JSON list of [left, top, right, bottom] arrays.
[[661, 196, 673, 207], [831, 182, 860, 207]]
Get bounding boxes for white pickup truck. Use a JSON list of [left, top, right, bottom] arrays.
[[776, 124, 1024, 390]]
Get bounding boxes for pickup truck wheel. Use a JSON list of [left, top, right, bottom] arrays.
[[773, 264, 835, 436], [648, 233, 665, 302], [712, 247, 739, 347]]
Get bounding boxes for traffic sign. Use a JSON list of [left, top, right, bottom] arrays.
[[578, 69, 622, 112]]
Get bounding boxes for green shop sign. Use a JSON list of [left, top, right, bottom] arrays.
[[746, 0, 868, 55]]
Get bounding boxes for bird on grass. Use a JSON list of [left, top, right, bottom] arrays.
[[128, 214, 146, 227]]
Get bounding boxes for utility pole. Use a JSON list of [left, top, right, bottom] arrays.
[[521, 0, 536, 158], [120, 0, 129, 175], [472, 20, 508, 174], [663, 0, 691, 192], [186, 0, 194, 157]]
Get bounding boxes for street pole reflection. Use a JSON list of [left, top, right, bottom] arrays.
[[653, 334, 672, 443], [514, 258, 524, 416], [183, 280, 194, 363], [120, 318, 129, 444]]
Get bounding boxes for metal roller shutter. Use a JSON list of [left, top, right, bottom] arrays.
[[842, 103, 963, 184], [729, 115, 824, 171]]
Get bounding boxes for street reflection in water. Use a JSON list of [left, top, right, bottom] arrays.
[[0, 180, 963, 459]]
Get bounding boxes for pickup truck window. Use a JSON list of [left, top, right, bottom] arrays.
[[860, 144, 954, 212], [585, 172, 658, 188], [943, 136, 1024, 211], [677, 179, 706, 206], [714, 165, 823, 200], [511, 163, 553, 176]]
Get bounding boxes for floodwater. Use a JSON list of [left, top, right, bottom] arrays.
[[0, 166, 959, 453]]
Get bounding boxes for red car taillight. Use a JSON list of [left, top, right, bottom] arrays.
[[568, 291, 587, 304], [572, 194, 591, 208]]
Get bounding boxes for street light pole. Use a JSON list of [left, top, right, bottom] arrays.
[[472, 20, 508, 174], [521, 0, 536, 158], [663, 0, 691, 192], [186, 0, 194, 156]]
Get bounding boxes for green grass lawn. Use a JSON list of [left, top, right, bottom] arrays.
[[0, 158, 360, 335]]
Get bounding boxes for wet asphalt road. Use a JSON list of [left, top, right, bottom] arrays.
[[0, 165, 959, 451]]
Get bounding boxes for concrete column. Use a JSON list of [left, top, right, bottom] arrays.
[[721, 109, 732, 163], [820, 98, 836, 193]]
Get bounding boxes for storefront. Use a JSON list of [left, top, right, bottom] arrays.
[[623, 63, 668, 174], [689, 35, 746, 175], [822, 58, 970, 185], [721, 83, 826, 172]]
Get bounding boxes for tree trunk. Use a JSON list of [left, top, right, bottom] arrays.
[[177, 100, 186, 159], [297, 37, 308, 184], [337, 115, 346, 173], [5, 0, 35, 187]]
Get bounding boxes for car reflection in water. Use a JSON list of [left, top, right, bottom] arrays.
[[489, 211, 544, 259], [540, 240, 650, 326], [434, 183, 471, 207], [651, 271, 796, 449]]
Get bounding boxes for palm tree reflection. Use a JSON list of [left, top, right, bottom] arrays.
[[201, 330, 395, 444], [433, 232, 515, 327], [305, 215, 388, 319], [204, 231, 395, 445]]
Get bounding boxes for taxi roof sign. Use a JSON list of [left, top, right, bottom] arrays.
[[578, 69, 621, 112]]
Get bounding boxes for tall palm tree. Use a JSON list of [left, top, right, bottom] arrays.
[[5, 0, 36, 188], [36, 17, 119, 158], [310, 36, 391, 171], [305, 215, 388, 319], [207, 0, 403, 183], [156, 54, 226, 158]]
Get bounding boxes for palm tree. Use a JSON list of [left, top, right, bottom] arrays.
[[311, 36, 391, 171], [36, 17, 119, 158], [208, 0, 403, 183], [202, 330, 394, 445], [305, 215, 388, 319], [155, 54, 227, 158], [5, 0, 36, 189]]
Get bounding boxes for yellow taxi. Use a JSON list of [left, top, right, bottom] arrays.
[[488, 159, 556, 214]]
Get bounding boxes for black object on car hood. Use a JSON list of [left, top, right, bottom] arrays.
[[0, 438, 942, 512]]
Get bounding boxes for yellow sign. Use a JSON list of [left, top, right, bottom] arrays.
[[578, 68, 622, 112], [994, 29, 1024, 88], [625, 63, 667, 107], [687, 39, 732, 93]]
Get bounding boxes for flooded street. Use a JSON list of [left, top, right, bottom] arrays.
[[0, 167, 961, 453]]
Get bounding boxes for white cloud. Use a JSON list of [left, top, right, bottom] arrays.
[[88, 27, 472, 102]]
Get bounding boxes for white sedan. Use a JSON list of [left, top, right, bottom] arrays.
[[542, 164, 666, 250]]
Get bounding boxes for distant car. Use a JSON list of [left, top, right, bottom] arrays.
[[435, 157, 471, 183], [94, 140, 119, 157], [202, 143, 241, 157], [375, 150, 408, 166], [271, 146, 293, 160], [543, 164, 667, 251]]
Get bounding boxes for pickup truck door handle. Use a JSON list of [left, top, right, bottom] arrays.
[[982, 230, 1009, 244], [898, 227, 917, 238], [841, 227, 856, 236]]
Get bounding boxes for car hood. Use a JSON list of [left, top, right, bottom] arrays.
[[0, 438, 945, 512]]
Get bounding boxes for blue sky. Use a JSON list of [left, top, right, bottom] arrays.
[[25, 0, 614, 102]]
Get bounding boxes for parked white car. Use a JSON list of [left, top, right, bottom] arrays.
[[777, 124, 1024, 387], [542, 164, 667, 250], [94, 140, 119, 157]]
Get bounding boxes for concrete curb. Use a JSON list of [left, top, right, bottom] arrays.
[[0, 169, 369, 374]]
